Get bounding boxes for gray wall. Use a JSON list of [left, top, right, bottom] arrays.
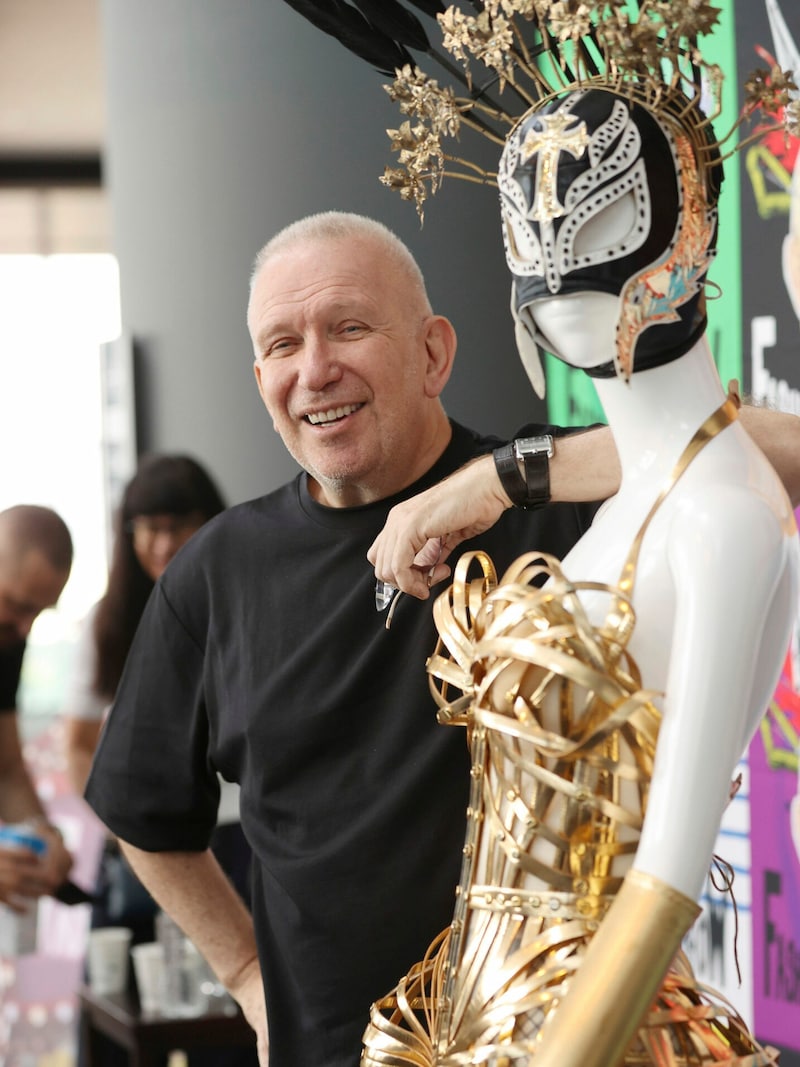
[[100, 0, 545, 505]]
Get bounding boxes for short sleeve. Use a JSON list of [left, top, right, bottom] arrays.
[[84, 583, 220, 852]]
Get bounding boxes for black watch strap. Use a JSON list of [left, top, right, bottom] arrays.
[[493, 443, 527, 506], [493, 438, 552, 510]]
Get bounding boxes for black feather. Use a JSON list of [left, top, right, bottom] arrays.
[[282, 0, 414, 75], [400, 0, 447, 19], [281, 0, 506, 125], [352, 0, 431, 54]]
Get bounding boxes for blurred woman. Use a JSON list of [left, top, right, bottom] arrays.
[[63, 453, 251, 944]]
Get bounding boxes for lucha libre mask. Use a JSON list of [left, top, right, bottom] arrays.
[[498, 88, 719, 395]]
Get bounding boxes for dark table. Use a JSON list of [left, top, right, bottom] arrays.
[[78, 985, 256, 1067]]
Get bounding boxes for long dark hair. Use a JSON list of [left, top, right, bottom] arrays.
[[92, 454, 225, 698]]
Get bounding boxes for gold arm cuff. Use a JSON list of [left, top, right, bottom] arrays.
[[532, 868, 701, 1067]]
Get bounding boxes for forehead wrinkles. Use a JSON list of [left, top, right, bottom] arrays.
[[250, 259, 392, 346], [264, 273, 378, 318]]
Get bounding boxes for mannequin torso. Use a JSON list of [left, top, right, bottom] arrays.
[[541, 297, 799, 898]]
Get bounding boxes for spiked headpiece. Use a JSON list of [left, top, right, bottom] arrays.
[[284, 1, 798, 388]]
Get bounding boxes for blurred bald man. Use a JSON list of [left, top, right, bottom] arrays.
[[0, 505, 74, 909]]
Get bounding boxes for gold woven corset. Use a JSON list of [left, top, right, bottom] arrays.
[[430, 549, 660, 1063]]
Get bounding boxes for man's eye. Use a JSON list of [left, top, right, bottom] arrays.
[[340, 323, 368, 337], [266, 339, 296, 357]]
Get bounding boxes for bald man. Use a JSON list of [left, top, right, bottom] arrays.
[[0, 505, 74, 909]]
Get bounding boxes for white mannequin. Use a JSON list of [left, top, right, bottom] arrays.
[[365, 87, 800, 1067], [363, 291, 800, 1067], [532, 291, 799, 901]]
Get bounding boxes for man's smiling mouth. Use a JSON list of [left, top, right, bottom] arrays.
[[305, 403, 363, 425]]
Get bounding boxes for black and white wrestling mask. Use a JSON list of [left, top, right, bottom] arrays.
[[499, 88, 719, 395]]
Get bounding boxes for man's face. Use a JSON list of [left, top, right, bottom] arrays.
[[0, 549, 68, 646], [249, 235, 439, 507]]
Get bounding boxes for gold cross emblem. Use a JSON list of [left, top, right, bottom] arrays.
[[520, 112, 590, 222]]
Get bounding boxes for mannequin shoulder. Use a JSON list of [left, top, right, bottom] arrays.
[[667, 479, 799, 587]]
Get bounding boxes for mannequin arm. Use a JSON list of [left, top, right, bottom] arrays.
[[637, 486, 795, 895], [531, 485, 797, 1067]]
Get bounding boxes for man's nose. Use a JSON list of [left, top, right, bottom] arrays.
[[297, 336, 343, 390]]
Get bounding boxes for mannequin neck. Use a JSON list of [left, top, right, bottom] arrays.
[[592, 335, 728, 482]]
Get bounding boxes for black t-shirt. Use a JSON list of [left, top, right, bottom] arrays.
[[0, 641, 25, 713], [85, 421, 599, 1067]]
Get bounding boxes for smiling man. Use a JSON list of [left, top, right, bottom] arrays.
[[84, 211, 800, 1067], [247, 217, 456, 507]]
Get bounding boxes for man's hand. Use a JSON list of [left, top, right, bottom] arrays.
[[228, 958, 269, 1065], [0, 822, 73, 909], [37, 823, 74, 892], [0, 842, 51, 911], [368, 454, 510, 600]]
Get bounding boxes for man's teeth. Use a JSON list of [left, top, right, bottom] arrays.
[[307, 404, 360, 425]]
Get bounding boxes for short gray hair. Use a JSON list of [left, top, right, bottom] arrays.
[[249, 211, 431, 312]]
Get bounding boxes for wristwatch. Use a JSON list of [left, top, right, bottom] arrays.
[[493, 434, 554, 510]]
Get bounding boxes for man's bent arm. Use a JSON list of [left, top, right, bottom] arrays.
[[0, 715, 73, 903], [368, 426, 619, 600], [740, 405, 800, 508], [120, 842, 268, 1065], [0, 714, 51, 823], [369, 411, 800, 599]]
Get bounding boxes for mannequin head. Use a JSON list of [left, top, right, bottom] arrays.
[[499, 87, 721, 393], [528, 291, 618, 373]]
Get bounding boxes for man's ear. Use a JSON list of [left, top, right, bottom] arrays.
[[423, 315, 457, 398], [253, 359, 268, 404], [253, 360, 279, 433]]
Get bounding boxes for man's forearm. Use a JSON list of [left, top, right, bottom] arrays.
[[548, 409, 800, 506], [118, 842, 258, 992], [368, 408, 800, 601], [0, 758, 48, 825], [739, 405, 800, 508], [120, 842, 268, 1061], [0, 714, 48, 824], [548, 425, 620, 503]]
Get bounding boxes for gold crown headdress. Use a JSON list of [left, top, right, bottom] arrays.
[[284, 1, 797, 383], [284, 1, 799, 219]]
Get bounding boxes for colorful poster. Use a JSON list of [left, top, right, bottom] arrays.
[[749, 634, 800, 1050], [736, 0, 800, 1058]]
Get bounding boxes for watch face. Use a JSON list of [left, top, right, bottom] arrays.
[[515, 435, 554, 459]]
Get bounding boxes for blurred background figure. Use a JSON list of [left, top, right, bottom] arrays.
[[63, 454, 256, 1065], [0, 505, 75, 907], [62, 454, 252, 942]]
